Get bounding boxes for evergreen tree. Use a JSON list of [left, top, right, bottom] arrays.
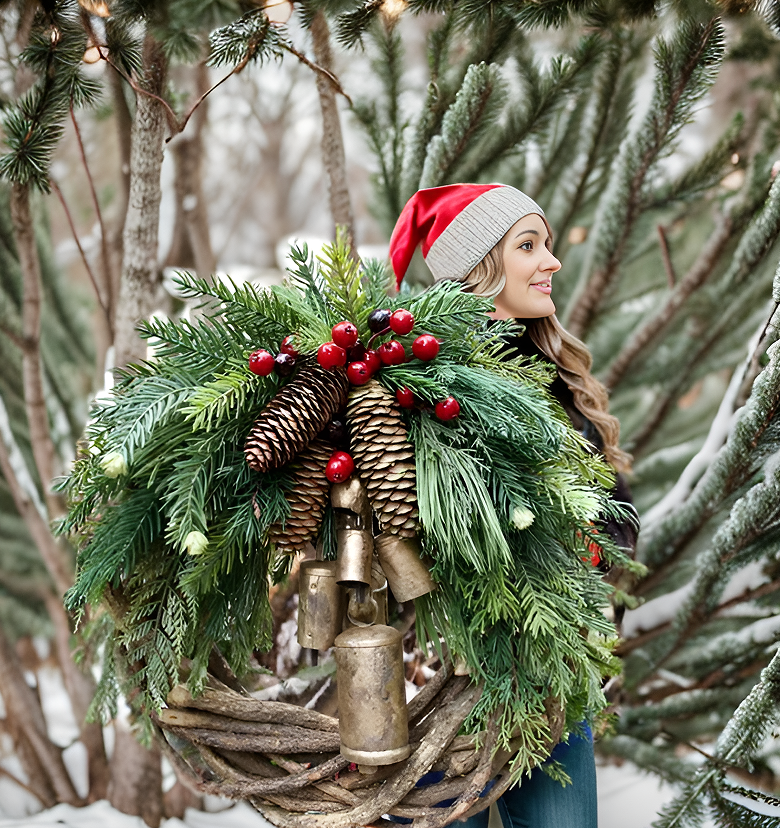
[[325, 2, 780, 825]]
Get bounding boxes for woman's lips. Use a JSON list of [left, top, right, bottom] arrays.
[[531, 281, 552, 295]]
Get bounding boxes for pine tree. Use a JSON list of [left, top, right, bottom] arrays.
[[336, 2, 780, 824]]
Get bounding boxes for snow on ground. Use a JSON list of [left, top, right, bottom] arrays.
[[0, 765, 681, 828]]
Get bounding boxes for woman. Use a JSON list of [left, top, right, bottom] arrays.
[[388, 184, 637, 828]]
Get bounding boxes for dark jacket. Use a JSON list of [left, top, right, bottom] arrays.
[[501, 327, 639, 555]]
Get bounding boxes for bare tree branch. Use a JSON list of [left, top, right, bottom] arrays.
[[49, 178, 111, 326], [9, 182, 62, 518], [69, 108, 116, 327]]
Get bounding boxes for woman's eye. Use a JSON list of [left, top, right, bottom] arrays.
[[519, 241, 533, 251]]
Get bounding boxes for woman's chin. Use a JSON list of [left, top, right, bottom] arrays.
[[524, 297, 556, 319]]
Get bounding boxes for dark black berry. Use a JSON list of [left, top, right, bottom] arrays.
[[274, 352, 296, 377], [325, 418, 348, 447], [368, 309, 391, 333]]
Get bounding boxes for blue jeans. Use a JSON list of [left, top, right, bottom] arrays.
[[459, 728, 597, 828]]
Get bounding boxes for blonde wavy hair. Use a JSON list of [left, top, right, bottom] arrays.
[[463, 241, 632, 473]]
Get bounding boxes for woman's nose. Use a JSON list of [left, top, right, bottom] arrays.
[[545, 252, 562, 273]]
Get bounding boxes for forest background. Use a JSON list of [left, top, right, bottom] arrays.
[[3, 1, 780, 827]]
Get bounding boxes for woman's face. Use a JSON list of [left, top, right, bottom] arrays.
[[492, 214, 560, 319]]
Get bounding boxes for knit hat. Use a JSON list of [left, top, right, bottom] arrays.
[[389, 184, 547, 290]]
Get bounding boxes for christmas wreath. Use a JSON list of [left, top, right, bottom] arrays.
[[60, 233, 628, 825]]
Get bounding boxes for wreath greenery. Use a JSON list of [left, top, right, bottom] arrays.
[[59, 231, 630, 778]]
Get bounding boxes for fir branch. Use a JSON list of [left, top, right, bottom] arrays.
[[457, 34, 602, 182], [419, 62, 499, 189], [566, 18, 725, 338]]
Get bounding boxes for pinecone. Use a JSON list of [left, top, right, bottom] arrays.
[[267, 438, 332, 553], [244, 361, 349, 473], [346, 380, 419, 538]]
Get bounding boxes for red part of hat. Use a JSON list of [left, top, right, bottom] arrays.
[[389, 184, 501, 288]]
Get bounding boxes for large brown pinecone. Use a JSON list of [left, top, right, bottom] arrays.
[[267, 437, 332, 553], [244, 362, 349, 473], [346, 380, 419, 538]]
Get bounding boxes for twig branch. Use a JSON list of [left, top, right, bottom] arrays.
[[69, 108, 115, 323], [0, 761, 45, 803], [282, 42, 353, 106], [49, 178, 111, 326], [10, 182, 62, 519], [657, 224, 676, 288]]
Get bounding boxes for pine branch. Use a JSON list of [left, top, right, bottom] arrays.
[[419, 62, 499, 189], [602, 211, 734, 390], [565, 18, 725, 339], [639, 311, 780, 575], [456, 34, 603, 182]]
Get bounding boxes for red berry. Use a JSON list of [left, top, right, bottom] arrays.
[[389, 309, 415, 335], [364, 349, 381, 374], [280, 335, 299, 357], [435, 397, 460, 420], [326, 450, 355, 483], [412, 334, 440, 361], [347, 361, 371, 385], [248, 349, 275, 376], [332, 321, 359, 349], [317, 341, 347, 369], [377, 340, 406, 366], [396, 387, 414, 408]]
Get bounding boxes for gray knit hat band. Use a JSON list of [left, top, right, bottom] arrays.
[[424, 186, 546, 284]]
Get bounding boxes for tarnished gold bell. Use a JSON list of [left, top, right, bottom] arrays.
[[344, 559, 388, 629], [334, 625, 410, 767], [297, 560, 344, 651], [335, 510, 374, 589], [374, 533, 436, 602], [330, 476, 371, 519]]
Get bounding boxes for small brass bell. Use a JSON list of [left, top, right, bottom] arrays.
[[297, 560, 344, 651], [344, 560, 388, 629], [374, 533, 436, 602], [331, 476, 371, 515], [334, 625, 410, 766], [336, 512, 374, 589]]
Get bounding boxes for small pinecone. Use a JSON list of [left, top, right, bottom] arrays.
[[267, 438, 332, 553], [346, 380, 418, 537], [245, 361, 349, 473]]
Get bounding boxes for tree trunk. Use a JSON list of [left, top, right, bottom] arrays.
[[309, 12, 356, 251], [43, 592, 110, 802], [109, 31, 168, 822], [0, 626, 82, 806], [114, 35, 168, 368], [109, 724, 164, 828]]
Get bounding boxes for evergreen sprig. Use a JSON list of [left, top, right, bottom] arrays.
[[63, 235, 622, 772]]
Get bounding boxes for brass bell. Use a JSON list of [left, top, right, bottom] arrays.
[[336, 512, 374, 589], [344, 560, 388, 629], [331, 476, 371, 516], [334, 625, 410, 766], [374, 533, 436, 602], [297, 560, 344, 651]]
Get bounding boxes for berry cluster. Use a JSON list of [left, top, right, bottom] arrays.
[[247, 335, 299, 378], [315, 309, 440, 384]]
